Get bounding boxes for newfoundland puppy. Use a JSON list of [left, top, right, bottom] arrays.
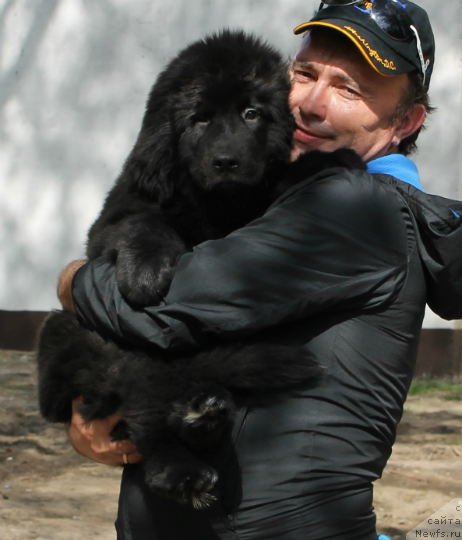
[[38, 30, 365, 508]]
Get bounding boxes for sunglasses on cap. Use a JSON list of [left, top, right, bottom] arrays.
[[318, 0, 429, 85]]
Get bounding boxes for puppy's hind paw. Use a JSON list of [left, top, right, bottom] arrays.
[[146, 464, 218, 509], [168, 383, 235, 448]]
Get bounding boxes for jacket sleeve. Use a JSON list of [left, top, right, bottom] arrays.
[[73, 170, 410, 352]]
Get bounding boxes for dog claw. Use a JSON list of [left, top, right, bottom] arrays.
[[168, 384, 236, 448], [191, 491, 217, 510], [146, 464, 218, 509]]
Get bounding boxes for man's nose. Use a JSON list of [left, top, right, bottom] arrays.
[[298, 82, 328, 121]]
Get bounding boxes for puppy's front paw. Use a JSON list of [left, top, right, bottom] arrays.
[[146, 463, 218, 509], [286, 148, 367, 188], [115, 252, 173, 306], [168, 383, 235, 449], [328, 148, 367, 171], [110, 215, 188, 307]]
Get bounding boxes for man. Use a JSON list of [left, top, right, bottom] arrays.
[[58, 2, 462, 539]]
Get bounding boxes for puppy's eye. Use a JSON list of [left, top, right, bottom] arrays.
[[243, 108, 259, 121]]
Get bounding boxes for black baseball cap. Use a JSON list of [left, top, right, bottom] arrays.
[[293, 1, 435, 90]]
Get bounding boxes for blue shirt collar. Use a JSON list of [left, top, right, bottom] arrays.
[[366, 154, 424, 192]]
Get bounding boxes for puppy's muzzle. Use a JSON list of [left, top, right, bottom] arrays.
[[212, 153, 240, 172]]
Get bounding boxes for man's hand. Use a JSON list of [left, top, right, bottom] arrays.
[[57, 260, 88, 313], [60, 267, 143, 466], [68, 397, 142, 466]]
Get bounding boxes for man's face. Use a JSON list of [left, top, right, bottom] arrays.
[[289, 31, 411, 162]]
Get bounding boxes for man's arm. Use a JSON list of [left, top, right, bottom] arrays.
[[58, 260, 87, 313], [72, 171, 410, 349]]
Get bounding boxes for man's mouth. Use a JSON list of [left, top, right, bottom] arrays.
[[294, 125, 334, 145]]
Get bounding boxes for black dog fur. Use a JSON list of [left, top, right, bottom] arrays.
[[37, 30, 366, 508]]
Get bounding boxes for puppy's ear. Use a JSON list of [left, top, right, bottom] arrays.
[[123, 111, 177, 205]]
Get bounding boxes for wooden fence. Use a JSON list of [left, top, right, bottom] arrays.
[[0, 310, 461, 378]]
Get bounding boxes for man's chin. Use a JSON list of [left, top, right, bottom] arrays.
[[290, 140, 335, 161]]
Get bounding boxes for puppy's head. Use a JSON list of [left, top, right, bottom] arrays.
[[123, 30, 295, 204]]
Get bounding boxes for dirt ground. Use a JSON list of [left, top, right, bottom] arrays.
[[1, 350, 461, 540]]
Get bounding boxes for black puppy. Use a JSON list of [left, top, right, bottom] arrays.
[[38, 30, 366, 508]]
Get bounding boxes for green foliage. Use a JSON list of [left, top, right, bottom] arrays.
[[409, 379, 462, 401], [0, 383, 32, 391]]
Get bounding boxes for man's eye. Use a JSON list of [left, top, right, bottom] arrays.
[[294, 70, 315, 80], [343, 86, 360, 97], [243, 108, 259, 121]]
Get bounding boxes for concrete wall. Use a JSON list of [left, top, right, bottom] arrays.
[[1, 0, 461, 329]]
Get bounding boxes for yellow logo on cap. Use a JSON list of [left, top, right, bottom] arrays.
[[344, 26, 397, 71]]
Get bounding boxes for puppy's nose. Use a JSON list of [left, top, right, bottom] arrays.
[[212, 155, 239, 171]]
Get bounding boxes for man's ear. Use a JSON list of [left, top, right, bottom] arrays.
[[391, 103, 426, 147]]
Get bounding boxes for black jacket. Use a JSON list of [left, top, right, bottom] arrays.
[[73, 168, 462, 530]]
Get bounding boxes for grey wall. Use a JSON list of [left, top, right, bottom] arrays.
[[1, 0, 460, 328]]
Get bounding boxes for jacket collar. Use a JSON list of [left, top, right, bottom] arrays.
[[367, 154, 424, 192]]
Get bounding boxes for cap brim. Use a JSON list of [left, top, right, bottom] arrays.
[[294, 19, 416, 78]]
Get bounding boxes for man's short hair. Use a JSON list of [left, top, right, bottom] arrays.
[[395, 71, 435, 157]]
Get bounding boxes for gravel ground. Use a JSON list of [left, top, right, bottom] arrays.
[[1, 349, 461, 539]]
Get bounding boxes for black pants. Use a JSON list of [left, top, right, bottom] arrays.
[[115, 463, 378, 540]]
